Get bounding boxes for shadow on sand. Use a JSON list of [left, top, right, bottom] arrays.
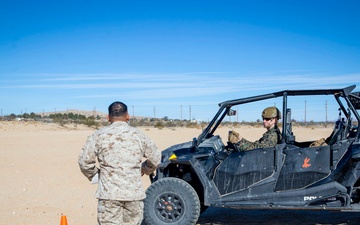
[[196, 207, 360, 225], [142, 206, 360, 225]]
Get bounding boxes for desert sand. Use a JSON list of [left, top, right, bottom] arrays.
[[2, 121, 358, 225]]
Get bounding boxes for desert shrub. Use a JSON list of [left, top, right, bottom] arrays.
[[154, 121, 164, 130]]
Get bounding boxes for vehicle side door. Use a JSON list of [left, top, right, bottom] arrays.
[[213, 147, 275, 195]]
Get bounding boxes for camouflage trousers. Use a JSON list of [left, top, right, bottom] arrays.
[[97, 199, 144, 225]]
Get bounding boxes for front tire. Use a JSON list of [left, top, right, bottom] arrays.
[[144, 177, 200, 225]]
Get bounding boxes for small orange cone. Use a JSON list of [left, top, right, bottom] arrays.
[[60, 215, 68, 225]]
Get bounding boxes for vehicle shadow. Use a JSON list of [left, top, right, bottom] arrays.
[[196, 207, 360, 225]]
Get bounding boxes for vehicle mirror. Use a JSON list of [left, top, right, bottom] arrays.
[[227, 109, 236, 116]]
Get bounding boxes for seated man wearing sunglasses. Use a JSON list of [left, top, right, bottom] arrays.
[[229, 106, 282, 151]]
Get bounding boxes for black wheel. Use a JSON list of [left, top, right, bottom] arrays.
[[144, 177, 200, 225]]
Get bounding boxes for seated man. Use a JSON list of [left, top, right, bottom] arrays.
[[229, 106, 282, 151]]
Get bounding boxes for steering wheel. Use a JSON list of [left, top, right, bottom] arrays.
[[225, 141, 240, 152]]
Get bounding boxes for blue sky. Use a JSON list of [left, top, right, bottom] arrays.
[[0, 1, 359, 121]]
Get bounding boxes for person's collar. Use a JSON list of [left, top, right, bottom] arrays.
[[267, 125, 276, 131], [110, 121, 128, 125]]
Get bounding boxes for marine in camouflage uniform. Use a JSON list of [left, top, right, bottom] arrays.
[[229, 106, 282, 151], [78, 101, 161, 225]]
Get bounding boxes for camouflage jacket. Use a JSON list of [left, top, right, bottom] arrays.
[[78, 121, 161, 201], [237, 126, 281, 151]]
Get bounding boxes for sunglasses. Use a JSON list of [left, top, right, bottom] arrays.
[[263, 117, 273, 121]]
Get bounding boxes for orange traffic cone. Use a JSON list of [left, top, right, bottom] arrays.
[[60, 215, 68, 225]]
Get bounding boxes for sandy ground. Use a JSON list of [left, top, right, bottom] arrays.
[[1, 121, 359, 225]]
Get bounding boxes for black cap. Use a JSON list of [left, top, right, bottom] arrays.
[[108, 101, 128, 117]]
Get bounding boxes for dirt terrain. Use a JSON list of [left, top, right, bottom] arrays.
[[1, 121, 359, 225]]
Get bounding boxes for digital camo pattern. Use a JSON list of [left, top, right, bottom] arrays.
[[78, 121, 161, 201], [97, 199, 144, 225], [237, 126, 281, 151]]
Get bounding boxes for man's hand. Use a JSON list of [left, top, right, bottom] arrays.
[[228, 130, 240, 143]]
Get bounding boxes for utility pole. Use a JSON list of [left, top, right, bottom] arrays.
[[153, 107, 156, 119], [237, 106, 239, 123], [325, 101, 328, 123], [304, 100, 307, 123], [180, 105, 183, 120], [189, 105, 192, 121]]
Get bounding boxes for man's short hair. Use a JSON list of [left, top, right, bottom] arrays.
[[108, 101, 128, 117]]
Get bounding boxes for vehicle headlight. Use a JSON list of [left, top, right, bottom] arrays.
[[161, 152, 177, 162], [168, 153, 177, 160]]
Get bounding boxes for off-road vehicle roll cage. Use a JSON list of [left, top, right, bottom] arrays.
[[143, 85, 360, 225], [199, 85, 360, 144]]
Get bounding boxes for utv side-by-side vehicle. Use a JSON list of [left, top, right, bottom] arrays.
[[143, 85, 360, 225]]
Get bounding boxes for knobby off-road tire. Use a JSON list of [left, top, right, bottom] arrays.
[[143, 177, 200, 225]]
